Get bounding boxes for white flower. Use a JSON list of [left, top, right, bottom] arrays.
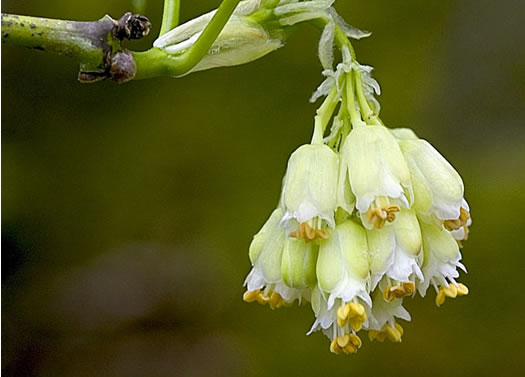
[[392, 128, 470, 226], [417, 220, 468, 306], [366, 290, 410, 343], [340, 125, 413, 229], [308, 287, 365, 355], [244, 209, 308, 308], [316, 220, 371, 308], [280, 143, 339, 241], [366, 209, 423, 295]]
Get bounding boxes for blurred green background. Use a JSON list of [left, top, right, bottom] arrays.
[[2, 0, 525, 376]]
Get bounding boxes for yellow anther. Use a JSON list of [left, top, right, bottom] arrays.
[[366, 198, 400, 229], [289, 222, 329, 242], [349, 334, 362, 348], [269, 291, 281, 309], [349, 317, 364, 332], [343, 344, 357, 354], [443, 284, 458, 298], [436, 283, 468, 307], [384, 283, 415, 302], [348, 302, 365, 317], [337, 335, 350, 348], [402, 281, 415, 295], [435, 289, 446, 307], [368, 329, 387, 342], [329, 339, 339, 354], [256, 292, 270, 305], [385, 325, 402, 343], [369, 323, 404, 343], [456, 283, 469, 296], [243, 290, 260, 303], [444, 208, 470, 231]]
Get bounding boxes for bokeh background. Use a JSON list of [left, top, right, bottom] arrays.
[[2, 0, 525, 376]]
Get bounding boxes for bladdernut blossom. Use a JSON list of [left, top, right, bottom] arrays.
[[243, 0, 471, 355]]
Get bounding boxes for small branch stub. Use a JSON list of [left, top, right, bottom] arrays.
[[114, 12, 152, 41], [2, 12, 151, 83]]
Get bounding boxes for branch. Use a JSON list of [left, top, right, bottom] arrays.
[[1, 12, 151, 83]]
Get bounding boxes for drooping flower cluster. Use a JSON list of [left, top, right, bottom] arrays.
[[243, 0, 471, 355]]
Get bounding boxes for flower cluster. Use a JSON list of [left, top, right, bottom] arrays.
[[243, 1, 471, 355]]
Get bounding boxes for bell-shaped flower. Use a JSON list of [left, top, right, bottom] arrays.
[[366, 289, 410, 343], [244, 209, 307, 309], [417, 220, 468, 306], [308, 287, 364, 355], [280, 144, 339, 241], [308, 220, 370, 351], [393, 128, 471, 230], [340, 125, 412, 229], [366, 209, 423, 299]]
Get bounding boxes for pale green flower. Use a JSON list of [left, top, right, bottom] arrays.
[[244, 208, 309, 308], [417, 220, 468, 305], [340, 125, 413, 229], [280, 143, 339, 241], [366, 209, 423, 296], [392, 128, 471, 230]]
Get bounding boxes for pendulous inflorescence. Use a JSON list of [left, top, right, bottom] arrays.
[[242, 0, 471, 355]]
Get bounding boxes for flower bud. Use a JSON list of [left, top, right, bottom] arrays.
[[281, 238, 318, 289], [154, 3, 283, 75]]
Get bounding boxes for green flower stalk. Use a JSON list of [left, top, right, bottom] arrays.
[[243, 0, 471, 355]]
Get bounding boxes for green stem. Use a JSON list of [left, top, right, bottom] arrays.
[[354, 70, 380, 125], [345, 72, 362, 126], [312, 83, 339, 144], [159, 0, 181, 36], [134, 0, 241, 78]]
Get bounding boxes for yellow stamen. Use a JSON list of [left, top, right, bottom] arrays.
[[349, 334, 362, 348], [443, 284, 458, 298], [269, 291, 281, 309], [345, 302, 366, 331], [348, 302, 365, 317], [337, 305, 348, 327], [444, 208, 470, 231], [343, 344, 357, 354], [337, 335, 350, 348], [456, 283, 469, 295], [256, 292, 270, 305], [330, 335, 359, 355], [329, 339, 339, 354], [384, 282, 415, 302], [289, 222, 329, 242], [435, 283, 469, 307], [369, 323, 404, 343], [435, 289, 446, 307], [243, 290, 260, 303], [394, 323, 404, 337], [385, 325, 402, 342], [366, 198, 400, 229]]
